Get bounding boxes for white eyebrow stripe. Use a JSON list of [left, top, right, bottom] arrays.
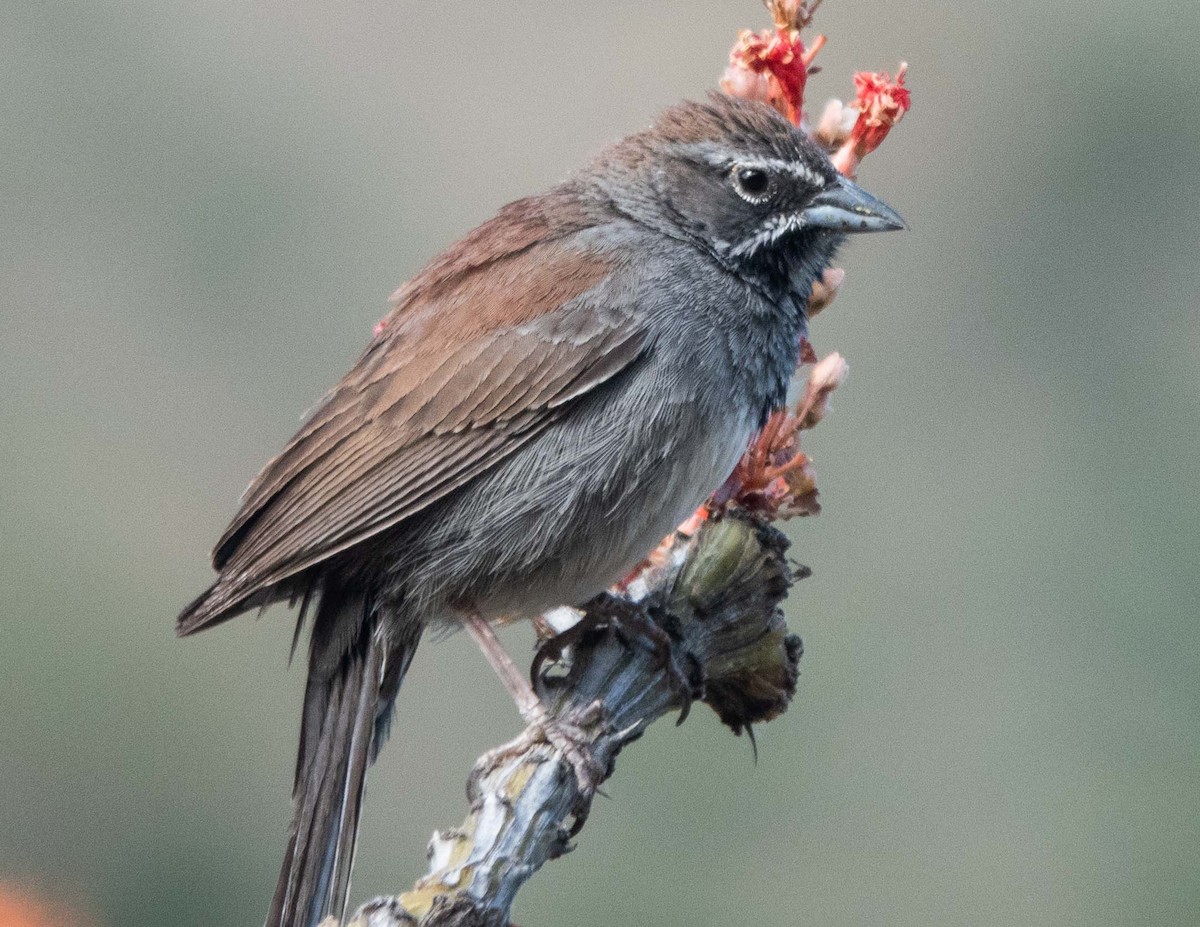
[[693, 145, 829, 189], [734, 156, 828, 189], [684, 141, 829, 188]]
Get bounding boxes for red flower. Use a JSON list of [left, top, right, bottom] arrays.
[[721, 27, 825, 126], [833, 63, 911, 176]]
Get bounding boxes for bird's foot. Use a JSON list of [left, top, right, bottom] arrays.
[[532, 702, 608, 798], [543, 594, 699, 724], [610, 605, 699, 725], [472, 699, 607, 801]]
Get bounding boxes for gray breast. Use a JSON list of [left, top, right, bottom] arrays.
[[379, 228, 788, 627]]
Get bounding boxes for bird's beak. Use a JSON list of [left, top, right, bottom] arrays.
[[801, 176, 906, 233]]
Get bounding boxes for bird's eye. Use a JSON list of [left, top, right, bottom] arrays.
[[731, 165, 773, 203]]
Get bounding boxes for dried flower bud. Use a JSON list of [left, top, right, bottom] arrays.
[[780, 454, 821, 517], [806, 266, 845, 318], [812, 98, 856, 151], [832, 63, 911, 177], [765, 0, 824, 31], [797, 351, 848, 429], [712, 349, 847, 520]]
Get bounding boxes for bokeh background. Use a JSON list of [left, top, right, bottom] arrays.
[[3, 1, 1199, 925]]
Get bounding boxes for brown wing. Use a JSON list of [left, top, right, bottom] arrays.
[[178, 200, 645, 635]]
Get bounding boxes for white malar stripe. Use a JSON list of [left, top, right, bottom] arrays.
[[728, 212, 809, 259]]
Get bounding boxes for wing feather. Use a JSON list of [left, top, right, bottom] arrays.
[[179, 221, 646, 635]]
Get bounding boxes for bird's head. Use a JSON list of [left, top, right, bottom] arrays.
[[591, 93, 904, 287]]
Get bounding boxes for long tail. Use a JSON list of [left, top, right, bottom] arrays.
[[266, 583, 420, 927]]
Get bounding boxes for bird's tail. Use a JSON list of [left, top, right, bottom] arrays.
[[266, 584, 420, 927]]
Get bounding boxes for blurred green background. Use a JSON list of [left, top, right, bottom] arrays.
[[3, 1, 1198, 925]]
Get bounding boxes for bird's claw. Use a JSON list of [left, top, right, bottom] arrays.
[[601, 599, 699, 725], [535, 595, 700, 724], [471, 702, 607, 804], [538, 713, 606, 798]]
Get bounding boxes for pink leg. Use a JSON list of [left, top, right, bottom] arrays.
[[460, 610, 546, 723], [460, 610, 603, 794]]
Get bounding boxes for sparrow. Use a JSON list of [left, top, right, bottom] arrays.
[[177, 92, 903, 927]]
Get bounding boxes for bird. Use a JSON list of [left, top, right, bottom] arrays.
[[176, 92, 904, 927]]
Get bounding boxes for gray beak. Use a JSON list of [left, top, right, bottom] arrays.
[[802, 176, 906, 233]]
